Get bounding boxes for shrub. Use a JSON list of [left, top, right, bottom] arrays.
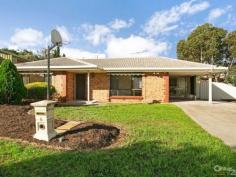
[[25, 82, 56, 100], [225, 66, 236, 86], [51, 92, 66, 102], [0, 60, 26, 104], [226, 75, 236, 86]]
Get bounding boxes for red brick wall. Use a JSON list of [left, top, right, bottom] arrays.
[[90, 73, 109, 102], [51, 72, 67, 97], [66, 72, 75, 101], [162, 74, 169, 103], [142, 73, 168, 103], [52, 72, 169, 103]]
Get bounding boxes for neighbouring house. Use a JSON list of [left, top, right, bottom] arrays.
[[0, 49, 44, 84], [16, 57, 227, 103], [0, 49, 29, 64]]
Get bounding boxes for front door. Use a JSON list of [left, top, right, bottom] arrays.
[[76, 74, 86, 100]]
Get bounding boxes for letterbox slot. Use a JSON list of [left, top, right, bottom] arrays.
[[36, 112, 46, 116]]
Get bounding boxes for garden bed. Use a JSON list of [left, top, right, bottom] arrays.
[[0, 105, 120, 150]]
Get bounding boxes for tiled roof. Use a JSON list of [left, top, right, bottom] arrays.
[[81, 57, 214, 69], [16, 57, 87, 67], [16, 56, 227, 72]]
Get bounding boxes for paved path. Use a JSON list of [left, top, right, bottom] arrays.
[[174, 101, 236, 149]]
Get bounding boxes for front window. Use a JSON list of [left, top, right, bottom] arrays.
[[110, 75, 142, 96]]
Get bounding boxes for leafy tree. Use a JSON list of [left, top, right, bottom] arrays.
[[224, 31, 236, 85], [18, 49, 41, 60], [224, 31, 236, 67], [177, 40, 189, 60], [52, 46, 61, 58], [0, 60, 26, 104], [177, 23, 227, 64], [225, 65, 236, 86]]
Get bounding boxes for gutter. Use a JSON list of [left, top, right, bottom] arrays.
[[16, 65, 101, 72], [103, 67, 228, 73], [16, 65, 228, 73]]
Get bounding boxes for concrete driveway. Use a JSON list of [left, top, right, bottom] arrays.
[[174, 101, 236, 149]]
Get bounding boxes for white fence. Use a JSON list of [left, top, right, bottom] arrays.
[[197, 80, 236, 100]]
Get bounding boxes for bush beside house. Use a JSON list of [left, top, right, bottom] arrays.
[[25, 82, 55, 100], [0, 60, 26, 104]]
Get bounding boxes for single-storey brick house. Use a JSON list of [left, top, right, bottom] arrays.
[[16, 57, 227, 103]]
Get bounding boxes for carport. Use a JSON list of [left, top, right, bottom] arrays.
[[169, 66, 226, 103]]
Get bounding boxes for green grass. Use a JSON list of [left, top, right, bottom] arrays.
[[1, 103, 236, 177]]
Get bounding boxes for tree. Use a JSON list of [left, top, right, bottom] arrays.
[[0, 60, 26, 104], [18, 49, 41, 61], [52, 46, 61, 58], [177, 23, 227, 64], [224, 31, 236, 67], [177, 40, 189, 60], [224, 31, 236, 86]]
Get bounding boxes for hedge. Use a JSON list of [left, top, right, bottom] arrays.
[[25, 82, 56, 100]]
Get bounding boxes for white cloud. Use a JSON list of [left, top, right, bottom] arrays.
[[110, 18, 134, 30], [188, 1, 209, 14], [7, 26, 72, 50], [143, 0, 210, 36], [55, 26, 71, 43], [61, 47, 106, 59], [81, 24, 112, 46], [80, 18, 135, 46], [105, 35, 170, 57], [10, 28, 44, 48], [208, 5, 232, 22]]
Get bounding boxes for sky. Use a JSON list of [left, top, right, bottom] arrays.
[[0, 0, 236, 59]]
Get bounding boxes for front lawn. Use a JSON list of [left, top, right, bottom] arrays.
[[1, 104, 236, 177]]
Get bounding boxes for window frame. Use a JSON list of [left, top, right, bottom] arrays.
[[109, 75, 142, 97]]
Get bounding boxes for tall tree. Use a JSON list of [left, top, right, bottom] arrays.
[[177, 23, 227, 64], [224, 31, 236, 67], [177, 40, 189, 60], [0, 60, 26, 104], [224, 31, 236, 85]]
